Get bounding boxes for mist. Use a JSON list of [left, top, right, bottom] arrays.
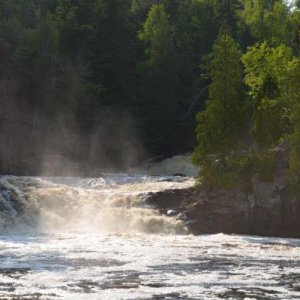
[[0, 77, 146, 176]]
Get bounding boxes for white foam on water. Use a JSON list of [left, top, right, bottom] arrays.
[[0, 233, 299, 299], [0, 175, 300, 299], [0, 175, 193, 234]]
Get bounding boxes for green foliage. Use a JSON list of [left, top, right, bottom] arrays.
[[242, 0, 293, 44], [253, 98, 289, 148], [197, 150, 275, 191], [242, 42, 297, 148], [193, 29, 245, 165], [139, 4, 175, 66], [138, 3, 187, 154], [242, 42, 295, 101], [1, 0, 300, 176], [288, 60, 300, 177], [196, 155, 245, 190]]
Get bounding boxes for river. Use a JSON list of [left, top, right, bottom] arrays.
[[0, 175, 299, 299]]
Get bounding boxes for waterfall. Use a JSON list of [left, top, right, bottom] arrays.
[[0, 175, 194, 234]]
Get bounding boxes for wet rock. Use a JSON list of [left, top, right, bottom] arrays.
[[145, 144, 300, 238], [146, 182, 300, 237], [167, 210, 177, 216], [172, 173, 187, 177]]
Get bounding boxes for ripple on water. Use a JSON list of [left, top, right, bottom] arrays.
[[0, 233, 299, 299]]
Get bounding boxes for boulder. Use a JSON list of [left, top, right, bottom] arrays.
[[146, 177, 300, 238]]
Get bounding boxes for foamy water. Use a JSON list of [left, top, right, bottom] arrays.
[[0, 175, 193, 234], [0, 175, 300, 299], [1, 233, 300, 299]]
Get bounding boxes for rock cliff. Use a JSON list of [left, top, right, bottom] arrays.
[[147, 145, 300, 237], [146, 182, 300, 237]]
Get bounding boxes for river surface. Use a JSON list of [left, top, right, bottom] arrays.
[[0, 175, 300, 299]]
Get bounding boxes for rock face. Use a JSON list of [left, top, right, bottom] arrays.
[[146, 144, 300, 238], [146, 182, 300, 237]]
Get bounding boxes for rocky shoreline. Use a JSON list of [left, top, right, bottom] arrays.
[[146, 181, 300, 238], [1, 151, 299, 238], [144, 145, 300, 238]]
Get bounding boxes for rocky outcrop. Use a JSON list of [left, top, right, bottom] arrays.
[[146, 144, 300, 237], [146, 182, 300, 237]]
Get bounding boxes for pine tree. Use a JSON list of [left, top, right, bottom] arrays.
[[193, 29, 245, 184], [242, 0, 293, 44], [138, 4, 180, 154]]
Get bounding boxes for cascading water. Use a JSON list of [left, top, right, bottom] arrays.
[[0, 175, 192, 234], [0, 174, 300, 299]]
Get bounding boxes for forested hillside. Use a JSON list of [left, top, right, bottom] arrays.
[[0, 0, 299, 175]]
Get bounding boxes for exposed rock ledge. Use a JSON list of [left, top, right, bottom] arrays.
[[146, 181, 300, 238]]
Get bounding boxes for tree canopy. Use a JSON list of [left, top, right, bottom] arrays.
[[0, 0, 300, 176]]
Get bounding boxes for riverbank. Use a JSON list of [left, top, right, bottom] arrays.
[[146, 179, 300, 238], [1, 153, 299, 238]]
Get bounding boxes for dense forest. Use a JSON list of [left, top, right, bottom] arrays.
[[0, 0, 299, 177]]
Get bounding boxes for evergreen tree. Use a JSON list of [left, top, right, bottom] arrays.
[[88, 0, 136, 109], [1, 0, 300, 175], [138, 4, 180, 154], [242, 0, 293, 44], [193, 29, 245, 185]]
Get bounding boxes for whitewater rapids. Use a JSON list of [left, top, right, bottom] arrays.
[[0, 175, 300, 299], [0, 175, 193, 234]]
